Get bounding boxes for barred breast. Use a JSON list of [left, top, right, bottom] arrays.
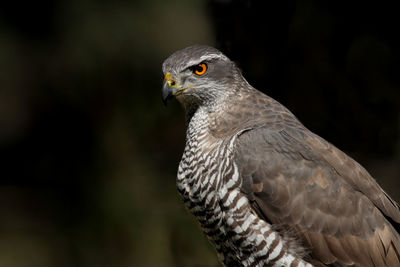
[[176, 108, 313, 267]]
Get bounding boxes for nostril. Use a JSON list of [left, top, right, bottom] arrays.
[[170, 80, 176, 86]]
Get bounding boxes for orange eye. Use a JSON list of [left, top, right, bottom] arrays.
[[192, 63, 207, 76]]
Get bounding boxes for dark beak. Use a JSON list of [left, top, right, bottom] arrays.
[[162, 81, 178, 106]]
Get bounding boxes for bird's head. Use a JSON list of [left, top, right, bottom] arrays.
[[162, 45, 243, 110]]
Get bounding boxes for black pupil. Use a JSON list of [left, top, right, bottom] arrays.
[[191, 64, 205, 74]]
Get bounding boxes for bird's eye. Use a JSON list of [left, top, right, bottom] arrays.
[[191, 63, 207, 76]]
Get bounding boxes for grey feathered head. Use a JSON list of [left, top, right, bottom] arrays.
[[162, 45, 244, 108]]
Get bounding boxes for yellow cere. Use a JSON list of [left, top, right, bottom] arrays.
[[164, 72, 172, 81], [164, 72, 176, 87]]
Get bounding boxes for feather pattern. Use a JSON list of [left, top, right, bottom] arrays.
[[162, 45, 400, 266]]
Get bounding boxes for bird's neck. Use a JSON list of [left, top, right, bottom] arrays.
[[183, 90, 234, 128], [184, 91, 251, 139]]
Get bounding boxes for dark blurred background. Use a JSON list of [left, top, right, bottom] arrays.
[[0, 0, 399, 266]]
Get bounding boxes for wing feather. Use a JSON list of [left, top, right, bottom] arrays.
[[234, 125, 400, 266]]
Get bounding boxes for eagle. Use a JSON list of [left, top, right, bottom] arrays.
[[162, 45, 400, 267]]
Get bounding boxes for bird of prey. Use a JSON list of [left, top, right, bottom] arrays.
[[162, 45, 400, 267]]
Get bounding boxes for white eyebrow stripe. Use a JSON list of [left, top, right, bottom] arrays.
[[199, 54, 227, 61], [185, 54, 228, 68]]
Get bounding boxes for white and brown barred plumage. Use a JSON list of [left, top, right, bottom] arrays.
[[162, 45, 400, 266]]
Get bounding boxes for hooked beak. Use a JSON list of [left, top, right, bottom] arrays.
[[162, 72, 178, 105]]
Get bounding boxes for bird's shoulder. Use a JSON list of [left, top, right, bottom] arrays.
[[233, 115, 400, 224]]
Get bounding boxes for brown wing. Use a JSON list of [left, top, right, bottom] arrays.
[[234, 125, 400, 266]]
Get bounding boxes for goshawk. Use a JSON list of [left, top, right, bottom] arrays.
[[162, 45, 400, 267]]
